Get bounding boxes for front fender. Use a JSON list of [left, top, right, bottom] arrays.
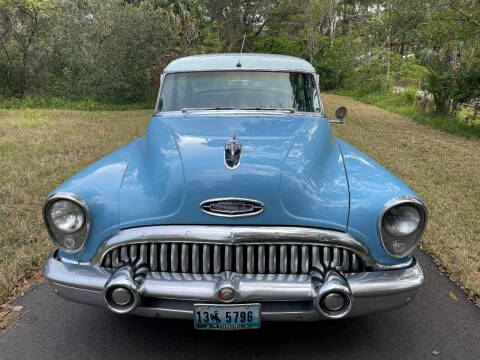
[[337, 138, 420, 266], [50, 138, 141, 262]]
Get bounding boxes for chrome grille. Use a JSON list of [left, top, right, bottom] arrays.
[[101, 243, 365, 274]]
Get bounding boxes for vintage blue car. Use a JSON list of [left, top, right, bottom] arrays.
[[43, 54, 427, 329]]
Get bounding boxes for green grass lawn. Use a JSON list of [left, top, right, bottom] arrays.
[[331, 89, 480, 140], [0, 97, 479, 308], [0, 108, 151, 305]]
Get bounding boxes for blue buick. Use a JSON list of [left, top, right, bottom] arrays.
[[42, 54, 426, 329]]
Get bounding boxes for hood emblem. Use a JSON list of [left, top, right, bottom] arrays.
[[200, 198, 264, 217], [224, 132, 242, 170]]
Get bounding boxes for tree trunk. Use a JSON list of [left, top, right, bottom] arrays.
[[330, 0, 337, 47], [386, 38, 391, 90]]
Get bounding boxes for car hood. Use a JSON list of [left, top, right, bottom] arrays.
[[118, 112, 349, 231]]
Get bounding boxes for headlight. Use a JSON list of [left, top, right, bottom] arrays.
[[43, 193, 90, 253], [383, 205, 421, 236], [379, 197, 427, 258], [49, 200, 85, 233]]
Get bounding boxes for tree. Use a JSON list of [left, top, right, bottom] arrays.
[[0, 0, 56, 97]]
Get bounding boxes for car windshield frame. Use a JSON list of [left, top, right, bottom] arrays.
[[155, 70, 324, 115]]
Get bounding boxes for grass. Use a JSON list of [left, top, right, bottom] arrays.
[[332, 89, 480, 140], [0, 108, 151, 303], [0, 98, 479, 305], [324, 93, 480, 302], [0, 95, 154, 111]]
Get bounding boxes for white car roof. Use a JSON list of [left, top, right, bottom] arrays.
[[164, 53, 316, 73]]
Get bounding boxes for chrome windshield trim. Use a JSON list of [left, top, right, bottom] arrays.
[[154, 69, 323, 114], [153, 72, 165, 114], [90, 225, 408, 270], [154, 110, 325, 117], [162, 69, 317, 75]]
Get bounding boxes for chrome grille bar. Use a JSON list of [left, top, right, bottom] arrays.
[[160, 244, 168, 272], [181, 244, 189, 273], [102, 242, 366, 275], [170, 243, 179, 272], [236, 245, 243, 273], [224, 246, 232, 271], [247, 246, 254, 273], [301, 245, 309, 273], [213, 245, 221, 273], [150, 243, 158, 271], [269, 245, 276, 273], [257, 245, 265, 273], [279, 245, 287, 273], [290, 245, 298, 274], [192, 244, 200, 273], [312, 246, 319, 267], [202, 244, 210, 273]]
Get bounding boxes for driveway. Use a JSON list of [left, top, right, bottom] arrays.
[[0, 250, 479, 360]]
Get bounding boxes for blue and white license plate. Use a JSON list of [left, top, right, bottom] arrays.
[[194, 304, 261, 330]]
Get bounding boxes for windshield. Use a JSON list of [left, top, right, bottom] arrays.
[[158, 71, 320, 112]]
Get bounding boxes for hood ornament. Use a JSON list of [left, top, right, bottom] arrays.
[[224, 131, 242, 170]]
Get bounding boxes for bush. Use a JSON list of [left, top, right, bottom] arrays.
[[402, 86, 418, 104], [343, 53, 428, 96], [312, 37, 355, 90], [0, 0, 218, 104], [0, 63, 24, 98], [253, 35, 355, 91], [253, 37, 306, 57], [453, 61, 480, 122], [422, 63, 455, 115]]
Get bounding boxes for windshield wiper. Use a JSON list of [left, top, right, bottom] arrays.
[[181, 107, 236, 113], [239, 107, 295, 113]]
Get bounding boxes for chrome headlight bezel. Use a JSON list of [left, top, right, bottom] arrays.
[[43, 192, 90, 253], [378, 196, 427, 258]]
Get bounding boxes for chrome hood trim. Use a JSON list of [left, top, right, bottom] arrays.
[[200, 198, 264, 217], [90, 225, 410, 270]]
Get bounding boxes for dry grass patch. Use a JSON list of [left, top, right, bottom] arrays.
[[324, 93, 480, 300], [0, 109, 150, 303]]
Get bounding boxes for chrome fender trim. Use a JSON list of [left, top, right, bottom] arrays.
[[89, 225, 410, 270]]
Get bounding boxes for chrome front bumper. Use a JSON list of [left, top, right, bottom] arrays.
[[43, 251, 424, 321]]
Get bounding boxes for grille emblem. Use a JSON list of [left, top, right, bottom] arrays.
[[218, 287, 235, 302], [200, 198, 264, 217], [224, 132, 242, 169]]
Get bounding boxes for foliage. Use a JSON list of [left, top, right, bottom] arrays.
[[401, 86, 418, 104], [252, 36, 305, 57], [0, 0, 218, 103], [0, 0, 479, 119], [453, 61, 480, 122], [312, 36, 355, 90], [422, 64, 455, 115]]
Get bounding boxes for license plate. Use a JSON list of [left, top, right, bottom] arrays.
[[193, 304, 261, 330]]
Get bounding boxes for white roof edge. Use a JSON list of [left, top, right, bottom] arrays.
[[164, 53, 315, 73]]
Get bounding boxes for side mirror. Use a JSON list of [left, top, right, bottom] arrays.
[[330, 106, 347, 124]]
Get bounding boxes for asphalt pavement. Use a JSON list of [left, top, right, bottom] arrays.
[[1, 250, 479, 360]]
